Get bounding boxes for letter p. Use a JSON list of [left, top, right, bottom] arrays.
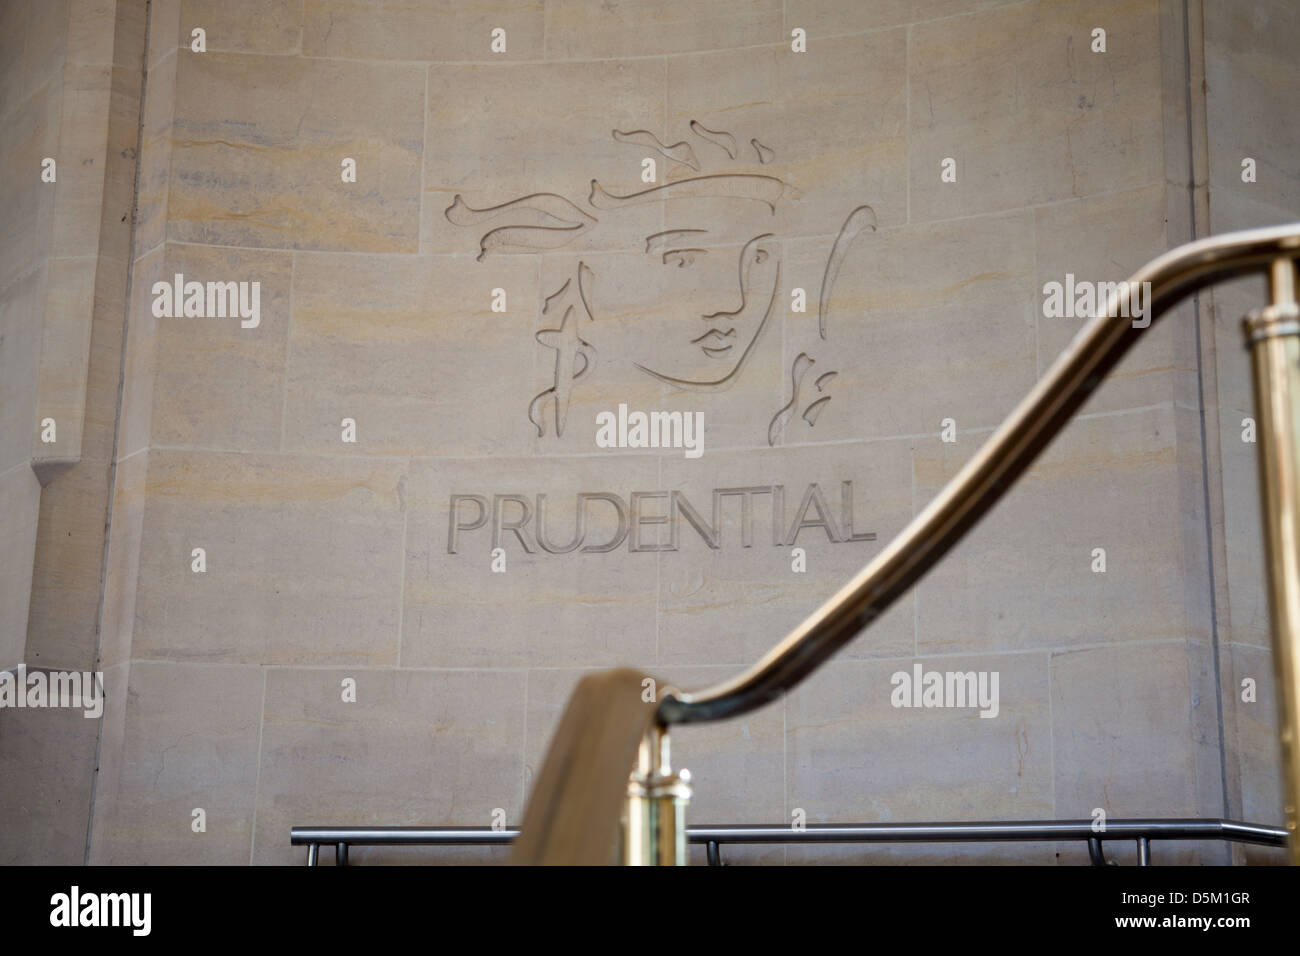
[[447, 495, 489, 553]]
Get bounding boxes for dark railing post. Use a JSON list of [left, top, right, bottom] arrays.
[[1086, 837, 1107, 866]]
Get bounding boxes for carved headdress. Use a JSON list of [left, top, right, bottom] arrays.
[[444, 122, 787, 260]]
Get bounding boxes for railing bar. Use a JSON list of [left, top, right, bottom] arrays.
[[292, 826, 519, 845], [291, 819, 1287, 849], [657, 224, 1300, 726]]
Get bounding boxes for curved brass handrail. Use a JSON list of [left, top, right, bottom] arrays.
[[658, 223, 1300, 726]]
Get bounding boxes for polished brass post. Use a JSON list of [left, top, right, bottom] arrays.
[[622, 724, 691, 865], [1244, 256, 1300, 864]]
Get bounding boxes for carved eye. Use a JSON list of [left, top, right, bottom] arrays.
[[754, 248, 769, 264], [662, 249, 706, 268]]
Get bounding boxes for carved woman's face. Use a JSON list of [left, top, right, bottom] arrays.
[[622, 216, 781, 389], [447, 170, 788, 398]]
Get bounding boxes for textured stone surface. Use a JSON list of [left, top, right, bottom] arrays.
[[2, 0, 1294, 866], [0, 0, 65, 681], [169, 53, 425, 251], [0, 86, 59, 295], [0, 466, 41, 667], [422, 57, 665, 256], [544, 0, 782, 59], [1227, 643, 1287, 863], [0, 268, 46, 475], [908, 0, 1164, 222], [666, 30, 908, 239], [90, 661, 263, 865], [0, 0, 148, 867], [1204, 0, 1300, 219], [784, 211, 1037, 442], [181, 0, 303, 56], [131, 450, 407, 665], [132, 44, 176, 259], [1051, 642, 1198, 818], [0, 677, 99, 864], [97, 451, 147, 669], [253, 667, 525, 865], [149, 243, 292, 451], [786, 0, 1020, 37], [284, 252, 539, 457], [25, 459, 113, 669], [117, 245, 163, 461], [916, 406, 1188, 656], [304, 0, 543, 61], [29, 255, 97, 470], [23, 0, 146, 680], [1047, 656, 1207, 868], [786, 653, 1054, 864], [47, 63, 112, 262], [1033, 184, 1176, 414], [0, 0, 70, 120]]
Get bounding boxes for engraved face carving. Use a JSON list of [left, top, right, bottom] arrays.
[[571, 171, 788, 393], [443, 124, 874, 446], [624, 210, 781, 390]]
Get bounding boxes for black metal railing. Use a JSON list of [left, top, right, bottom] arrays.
[[292, 817, 1287, 866]]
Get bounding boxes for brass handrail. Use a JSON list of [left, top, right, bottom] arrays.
[[521, 224, 1300, 864], [659, 223, 1300, 726]]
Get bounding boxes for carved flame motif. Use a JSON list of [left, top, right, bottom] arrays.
[[529, 265, 596, 438]]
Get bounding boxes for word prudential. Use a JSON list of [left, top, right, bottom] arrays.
[[151, 273, 261, 328], [1041, 274, 1153, 328], [890, 664, 1000, 718], [596, 404, 704, 458], [0, 664, 103, 718], [50, 886, 151, 936], [447, 481, 876, 554]]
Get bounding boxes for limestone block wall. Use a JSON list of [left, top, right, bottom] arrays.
[[0, 0, 146, 864], [2, 0, 1297, 865]]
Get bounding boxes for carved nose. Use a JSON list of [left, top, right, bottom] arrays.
[[701, 237, 777, 321]]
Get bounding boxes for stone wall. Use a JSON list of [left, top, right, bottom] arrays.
[[0, 0, 146, 864], [2, 0, 1297, 865]]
